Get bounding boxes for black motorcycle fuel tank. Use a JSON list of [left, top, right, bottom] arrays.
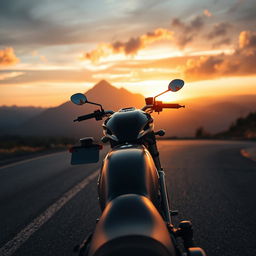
[[98, 144, 160, 210], [103, 109, 152, 142]]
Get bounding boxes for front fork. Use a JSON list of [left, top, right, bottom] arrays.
[[145, 133, 206, 256], [145, 132, 172, 223]]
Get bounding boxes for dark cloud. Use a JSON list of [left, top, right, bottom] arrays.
[[171, 15, 205, 34], [0, 0, 93, 47], [0, 0, 34, 24], [171, 14, 208, 48], [227, 0, 256, 29], [212, 38, 231, 48], [190, 16, 204, 30], [241, 4, 256, 22], [0, 48, 19, 67], [184, 30, 256, 81], [207, 22, 232, 39], [176, 35, 194, 49], [112, 38, 142, 55], [83, 28, 173, 62], [0, 0, 175, 49], [171, 18, 184, 28], [227, 0, 245, 13], [184, 56, 224, 81]]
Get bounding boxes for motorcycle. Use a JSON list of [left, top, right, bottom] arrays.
[[70, 79, 206, 256]]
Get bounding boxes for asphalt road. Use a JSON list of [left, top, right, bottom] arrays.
[[0, 140, 256, 256]]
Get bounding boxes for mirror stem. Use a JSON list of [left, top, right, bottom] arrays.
[[87, 101, 104, 111], [154, 90, 169, 103]]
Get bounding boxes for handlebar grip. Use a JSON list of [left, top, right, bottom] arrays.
[[74, 112, 96, 122], [161, 103, 185, 108]]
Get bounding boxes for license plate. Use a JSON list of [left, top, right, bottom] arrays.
[[70, 146, 100, 165]]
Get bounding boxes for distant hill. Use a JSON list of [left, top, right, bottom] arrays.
[[5, 80, 256, 139], [0, 106, 45, 133], [151, 97, 256, 137], [216, 112, 256, 139], [15, 80, 145, 138]]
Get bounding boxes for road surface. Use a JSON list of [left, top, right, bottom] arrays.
[[0, 140, 256, 256]]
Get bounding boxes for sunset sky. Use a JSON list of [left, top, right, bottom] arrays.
[[0, 0, 256, 107]]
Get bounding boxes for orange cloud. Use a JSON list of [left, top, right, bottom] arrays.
[[239, 31, 256, 49], [31, 50, 48, 63], [83, 28, 173, 63], [0, 72, 24, 81], [0, 47, 19, 67], [183, 30, 256, 81], [203, 9, 212, 17]]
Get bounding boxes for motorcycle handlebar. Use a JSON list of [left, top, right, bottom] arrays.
[[74, 110, 114, 122], [160, 103, 185, 109], [73, 102, 184, 122], [74, 112, 96, 122]]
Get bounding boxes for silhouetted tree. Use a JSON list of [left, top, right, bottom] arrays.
[[195, 126, 211, 138], [223, 111, 256, 139]]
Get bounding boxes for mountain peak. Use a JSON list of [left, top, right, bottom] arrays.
[[86, 80, 121, 97], [93, 80, 113, 90]]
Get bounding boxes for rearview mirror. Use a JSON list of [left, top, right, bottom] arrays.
[[168, 79, 184, 92], [152, 79, 185, 102], [70, 93, 87, 105]]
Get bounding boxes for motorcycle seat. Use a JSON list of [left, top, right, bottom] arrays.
[[88, 194, 176, 256]]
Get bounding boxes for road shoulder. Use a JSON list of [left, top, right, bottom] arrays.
[[0, 149, 66, 168]]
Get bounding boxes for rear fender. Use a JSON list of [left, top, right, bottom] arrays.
[[88, 194, 176, 256]]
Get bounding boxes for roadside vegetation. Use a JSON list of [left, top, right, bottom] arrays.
[[0, 136, 76, 161], [195, 112, 256, 140], [218, 112, 256, 139]]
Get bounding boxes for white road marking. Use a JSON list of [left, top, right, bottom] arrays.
[[0, 170, 99, 256], [0, 151, 65, 170]]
